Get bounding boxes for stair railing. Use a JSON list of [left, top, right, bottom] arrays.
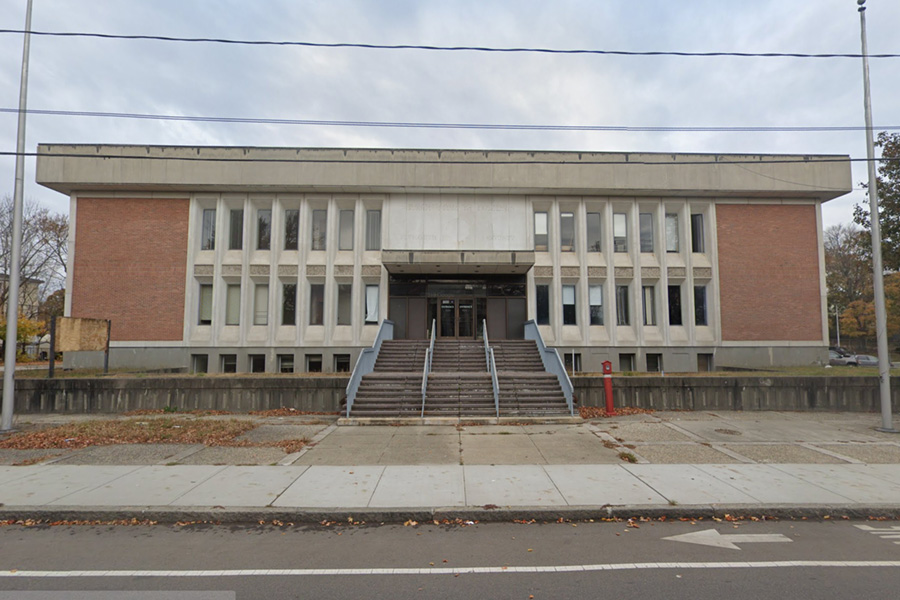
[[482, 318, 490, 371], [345, 319, 394, 417], [420, 319, 436, 417], [524, 320, 575, 416], [489, 346, 500, 418]]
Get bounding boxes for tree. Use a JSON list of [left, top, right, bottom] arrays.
[[824, 223, 871, 313], [853, 132, 900, 270], [36, 288, 65, 336], [0, 196, 68, 315]]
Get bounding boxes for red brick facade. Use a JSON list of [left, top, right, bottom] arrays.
[[71, 198, 189, 341], [716, 204, 823, 342]]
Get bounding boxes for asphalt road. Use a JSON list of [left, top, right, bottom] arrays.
[[0, 519, 898, 599]]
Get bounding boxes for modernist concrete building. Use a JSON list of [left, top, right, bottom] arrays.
[[35, 145, 851, 374]]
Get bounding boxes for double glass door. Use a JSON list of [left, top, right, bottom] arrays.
[[439, 298, 474, 338]]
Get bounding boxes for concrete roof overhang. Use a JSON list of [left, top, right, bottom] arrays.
[[381, 251, 535, 275], [35, 145, 853, 202]]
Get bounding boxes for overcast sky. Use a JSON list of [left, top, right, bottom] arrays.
[[1, 0, 898, 228]]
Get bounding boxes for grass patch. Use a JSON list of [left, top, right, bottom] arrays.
[[618, 451, 638, 463]]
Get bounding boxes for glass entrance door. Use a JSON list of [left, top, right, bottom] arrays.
[[458, 299, 474, 338], [440, 299, 456, 338]]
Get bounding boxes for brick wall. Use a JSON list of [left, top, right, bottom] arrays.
[[716, 204, 823, 342], [71, 198, 189, 341]]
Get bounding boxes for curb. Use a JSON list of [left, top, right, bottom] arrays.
[[2, 504, 899, 524]]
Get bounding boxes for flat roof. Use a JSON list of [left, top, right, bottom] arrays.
[[36, 144, 852, 201]]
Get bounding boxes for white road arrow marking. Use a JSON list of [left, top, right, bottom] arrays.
[[663, 529, 792, 550]]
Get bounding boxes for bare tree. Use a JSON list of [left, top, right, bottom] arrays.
[[0, 195, 68, 317]]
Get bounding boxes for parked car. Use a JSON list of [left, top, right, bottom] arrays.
[[828, 350, 858, 366], [855, 354, 878, 367]]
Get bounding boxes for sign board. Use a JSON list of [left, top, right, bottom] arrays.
[[55, 317, 109, 352]]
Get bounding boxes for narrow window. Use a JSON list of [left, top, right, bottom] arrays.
[[560, 212, 575, 252], [642, 285, 657, 326], [201, 208, 216, 250], [282, 282, 297, 326], [198, 284, 213, 325], [639, 213, 653, 253], [619, 353, 635, 372], [534, 212, 548, 251], [616, 284, 630, 326], [647, 353, 662, 373], [694, 285, 708, 326], [309, 283, 324, 325], [191, 354, 208, 374], [589, 284, 603, 326], [278, 354, 295, 373], [613, 213, 627, 253], [586, 212, 602, 252], [564, 353, 582, 373], [665, 213, 679, 252], [334, 354, 351, 372], [253, 283, 268, 326], [337, 283, 352, 326], [220, 354, 237, 373], [306, 354, 323, 373], [365, 209, 382, 251], [535, 284, 550, 325], [249, 354, 266, 373], [691, 213, 705, 253], [311, 209, 327, 251], [225, 284, 241, 326], [229, 209, 243, 250], [339, 209, 354, 250], [257, 209, 271, 250], [668, 285, 683, 326], [562, 284, 576, 325], [284, 209, 299, 251], [698, 353, 714, 372], [365, 284, 379, 324]]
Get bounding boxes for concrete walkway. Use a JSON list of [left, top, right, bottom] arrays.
[[1, 411, 898, 522]]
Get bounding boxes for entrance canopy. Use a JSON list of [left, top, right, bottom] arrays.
[[381, 250, 535, 275]]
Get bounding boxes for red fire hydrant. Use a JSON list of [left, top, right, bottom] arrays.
[[601, 360, 615, 416]]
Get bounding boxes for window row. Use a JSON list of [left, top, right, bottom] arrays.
[[534, 210, 705, 254], [192, 352, 353, 374], [197, 282, 380, 327], [200, 207, 382, 252], [535, 283, 708, 327]]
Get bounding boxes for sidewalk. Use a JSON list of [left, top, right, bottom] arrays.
[[1, 411, 899, 522]]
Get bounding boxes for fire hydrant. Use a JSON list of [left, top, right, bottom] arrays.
[[601, 360, 615, 416]]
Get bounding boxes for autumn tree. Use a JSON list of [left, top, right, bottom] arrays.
[[0, 196, 68, 315], [824, 223, 870, 312], [853, 132, 900, 270]]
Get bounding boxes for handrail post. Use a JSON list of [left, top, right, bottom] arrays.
[[421, 319, 436, 418]]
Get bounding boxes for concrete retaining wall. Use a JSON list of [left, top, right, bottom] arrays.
[[11, 377, 350, 414], [574, 376, 900, 412], [6, 375, 899, 415]]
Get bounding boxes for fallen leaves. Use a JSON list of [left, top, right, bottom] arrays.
[[248, 407, 339, 417], [579, 406, 654, 419]]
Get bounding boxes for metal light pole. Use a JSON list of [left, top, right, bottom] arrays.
[[1, 0, 34, 432], [834, 305, 841, 347], [857, 0, 897, 433]]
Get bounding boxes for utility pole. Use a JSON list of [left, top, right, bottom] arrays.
[[857, 0, 897, 433], [1, 0, 34, 432]]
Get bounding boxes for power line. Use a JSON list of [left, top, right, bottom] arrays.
[[1, 29, 898, 59], [2, 107, 898, 134]]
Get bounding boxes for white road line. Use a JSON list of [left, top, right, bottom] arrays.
[[1, 561, 899, 578]]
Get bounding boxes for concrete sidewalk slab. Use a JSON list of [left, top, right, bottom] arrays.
[[814, 443, 900, 464], [368, 466, 466, 507], [54, 444, 195, 465], [464, 465, 566, 506], [528, 436, 622, 464], [461, 435, 544, 465], [55, 465, 227, 506], [621, 464, 760, 505], [273, 466, 383, 508], [695, 464, 857, 504], [379, 433, 460, 465], [543, 465, 668, 505], [769, 464, 900, 504], [172, 466, 308, 507], [0, 465, 141, 505]]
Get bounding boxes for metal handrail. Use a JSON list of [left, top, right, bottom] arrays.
[[524, 320, 575, 416], [489, 347, 500, 418], [482, 318, 490, 371], [345, 319, 394, 417], [421, 319, 436, 417]]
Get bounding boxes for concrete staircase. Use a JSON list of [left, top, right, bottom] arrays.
[[347, 338, 570, 419]]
